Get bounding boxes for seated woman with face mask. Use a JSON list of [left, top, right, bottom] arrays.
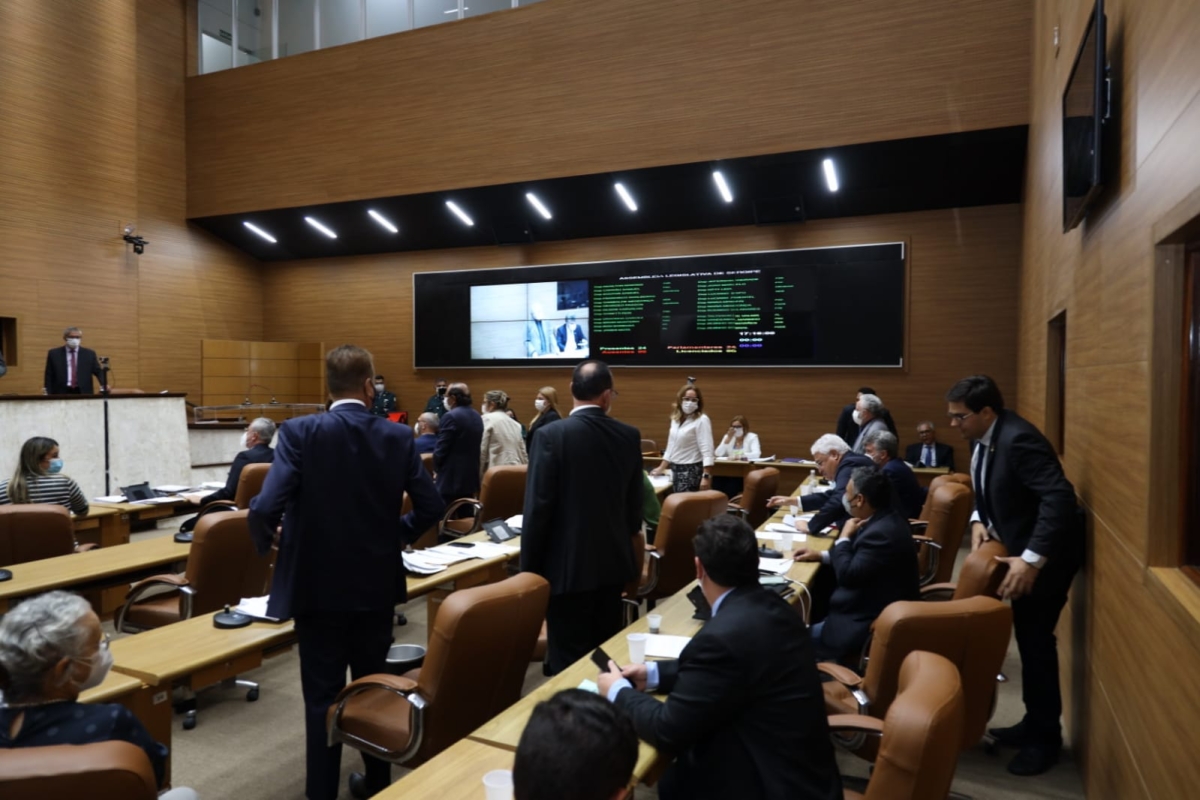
[[0, 436, 88, 514], [0, 591, 196, 797]]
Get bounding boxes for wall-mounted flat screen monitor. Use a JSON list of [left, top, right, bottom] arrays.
[[1062, 0, 1107, 232], [413, 243, 905, 368]]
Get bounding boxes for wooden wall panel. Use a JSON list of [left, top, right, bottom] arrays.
[[185, 0, 1031, 218], [1018, 0, 1200, 794], [201, 339, 326, 406], [263, 205, 1021, 466]]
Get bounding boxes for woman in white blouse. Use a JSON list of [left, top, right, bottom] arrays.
[[649, 384, 714, 493], [714, 415, 762, 461]]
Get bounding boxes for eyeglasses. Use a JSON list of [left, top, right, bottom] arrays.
[[99, 632, 111, 651], [946, 412, 976, 422], [917, 429, 934, 435]]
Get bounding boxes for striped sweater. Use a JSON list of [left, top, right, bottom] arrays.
[[0, 474, 89, 514]]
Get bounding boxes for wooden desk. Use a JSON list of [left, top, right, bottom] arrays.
[[408, 532, 523, 641], [73, 506, 130, 547], [377, 737, 515, 800], [109, 611, 296, 691], [913, 465, 951, 488], [80, 671, 174, 785], [644, 456, 819, 495], [92, 498, 194, 531], [0, 536, 191, 613]]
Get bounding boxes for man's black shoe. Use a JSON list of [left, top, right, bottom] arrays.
[[349, 772, 371, 800], [396, 612, 407, 626], [988, 721, 1029, 747], [1007, 743, 1061, 776]]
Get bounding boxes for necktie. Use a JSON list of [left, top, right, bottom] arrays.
[[972, 442, 991, 527], [69, 349, 78, 389], [923, 444, 934, 467]]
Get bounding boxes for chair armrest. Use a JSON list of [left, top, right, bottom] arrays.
[[335, 673, 420, 702], [125, 573, 189, 596], [911, 534, 941, 549], [909, 520, 929, 534], [116, 574, 191, 632], [920, 582, 957, 601], [817, 661, 863, 687], [826, 714, 885, 735], [328, 674, 429, 764], [74, 543, 100, 553], [200, 499, 238, 511]]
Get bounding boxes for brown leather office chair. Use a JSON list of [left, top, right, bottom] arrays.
[[921, 540, 1009, 601], [728, 467, 779, 530], [437, 464, 527, 541], [202, 462, 271, 511], [820, 595, 1011, 758], [403, 492, 439, 550], [0, 504, 89, 567], [920, 472, 972, 511], [830, 651, 965, 800], [327, 573, 550, 767], [640, 490, 728, 603], [909, 481, 974, 585], [640, 438, 658, 454], [0, 740, 158, 800]]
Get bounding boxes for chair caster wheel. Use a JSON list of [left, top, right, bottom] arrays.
[[246, 687, 260, 702], [396, 613, 407, 626], [182, 712, 197, 730]]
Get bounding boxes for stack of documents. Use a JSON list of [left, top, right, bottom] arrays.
[[200, 481, 226, 490], [154, 484, 192, 494], [505, 514, 523, 531], [758, 557, 794, 575], [94, 495, 127, 503], [233, 595, 281, 622], [452, 541, 520, 559], [402, 551, 449, 575], [644, 634, 692, 659]]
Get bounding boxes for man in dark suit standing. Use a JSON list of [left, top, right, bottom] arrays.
[[433, 382, 484, 506], [793, 466, 919, 661], [904, 420, 956, 471], [248, 345, 443, 800], [195, 417, 276, 505], [946, 375, 1080, 776], [768, 434, 873, 534], [599, 515, 841, 800], [43, 327, 105, 394], [521, 360, 643, 675]]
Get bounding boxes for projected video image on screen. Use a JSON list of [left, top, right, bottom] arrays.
[[469, 280, 590, 360]]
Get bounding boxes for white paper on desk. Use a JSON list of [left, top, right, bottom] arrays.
[[94, 495, 126, 503], [505, 514, 523, 531], [757, 530, 807, 543], [645, 634, 692, 659], [233, 595, 281, 622], [200, 481, 225, 490], [648, 475, 671, 488], [135, 496, 182, 505], [750, 455, 776, 462], [181, 490, 215, 503], [768, 522, 799, 534], [402, 552, 448, 575], [758, 557, 794, 575], [417, 546, 477, 565], [154, 484, 192, 493], [577, 679, 600, 694], [464, 541, 520, 559]]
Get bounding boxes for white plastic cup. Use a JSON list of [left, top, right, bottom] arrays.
[[788, 505, 799, 517], [799, 484, 811, 496], [483, 769, 514, 800], [780, 532, 794, 551], [647, 614, 663, 634], [627, 633, 648, 664]]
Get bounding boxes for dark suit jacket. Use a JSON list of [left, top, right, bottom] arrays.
[[206, 443, 274, 504], [525, 407, 561, 445], [0, 348, 6, 377], [554, 322, 587, 351], [904, 440, 956, 471], [433, 405, 484, 499], [520, 406, 642, 595], [881, 458, 925, 519], [823, 510, 920, 658], [851, 416, 888, 453], [247, 402, 444, 620], [414, 433, 437, 455], [799, 452, 874, 533], [835, 403, 858, 445], [977, 410, 1078, 560], [44, 346, 104, 394], [615, 586, 841, 800]]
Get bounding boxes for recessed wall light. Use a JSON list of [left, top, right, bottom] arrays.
[[712, 171, 733, 203], [304, 216, 337, 238], [243, 221, 277, 243], [445, 201, 474, 226], [368, 209, 399, 233], [614, 183, 638, 212], [525, 193, 552, 220], [822, 158, 839, 192]]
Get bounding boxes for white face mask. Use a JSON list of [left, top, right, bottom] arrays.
[[731, 426, 743, 436], [842, 494, 855, 516], [66, 338, 81, 350], [534, 398, 546, 412], [443, 396, 451, 411], [681, 400, 698, 415], [75, 647, 114, 692], [239, 432, 250, 449], [852, 409, 862, 425], [374, 383, 385, 393]]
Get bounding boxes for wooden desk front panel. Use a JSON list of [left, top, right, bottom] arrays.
[[378, 737, 515, 800]]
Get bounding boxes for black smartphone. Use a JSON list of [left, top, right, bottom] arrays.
[[590, 646, 616, 671], [447, 541, 474, 548]]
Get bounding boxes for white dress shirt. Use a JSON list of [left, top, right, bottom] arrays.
[[714, 432, 762, 460], [970, 419, 1046, 568], [663, 413, 715, 467]]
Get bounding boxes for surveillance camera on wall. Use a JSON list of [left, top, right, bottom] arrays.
[[122, 226, 148, 255]]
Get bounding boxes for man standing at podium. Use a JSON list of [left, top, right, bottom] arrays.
[[43, 327, 105, 395]]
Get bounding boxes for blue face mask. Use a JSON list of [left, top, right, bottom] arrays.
[[47, 458, 64, 474]]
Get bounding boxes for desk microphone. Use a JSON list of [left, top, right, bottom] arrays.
[[0, 568, 12, 582]]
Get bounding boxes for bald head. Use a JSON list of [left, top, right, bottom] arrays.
[[446, 382, 471, 408]]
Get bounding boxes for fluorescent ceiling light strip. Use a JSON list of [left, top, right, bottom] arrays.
[[368, 209, 399, 233], [614, 183, 638, 211], [525, 192, 552, 220], [243, 221, 276, 243], [712, 170, 733, 203], [304, 216, 337, 238], [822, 158, 839, 192], [445, 201, 474, 226]]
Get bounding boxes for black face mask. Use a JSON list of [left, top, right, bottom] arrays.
[[437, 386, 447, 396]]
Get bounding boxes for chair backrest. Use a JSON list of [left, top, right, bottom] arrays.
[[420, 452, 435, 476], [185, 510, 274, 614], [862, 596, 1012, 750], [479, 465, 527, 523], [415, 572, 550, 760], [952, 540, 1009, 600], [651, 490, 729, 599], [0, 504, 76, 567], [640, 439, 658, 454], [0, 740, 157, 800], [918, 482, 975, 584], [233, 462, 271, 508], [864, 651, 965, 800], [739, 467, 779, 529]]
